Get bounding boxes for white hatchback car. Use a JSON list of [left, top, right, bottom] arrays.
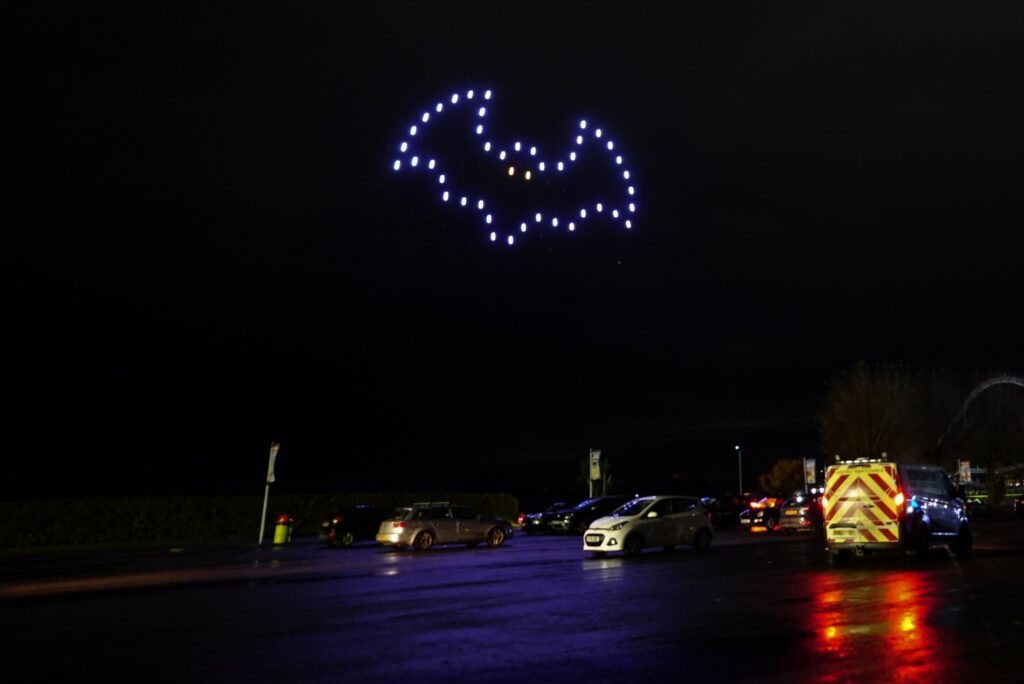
[[583, 495, 713, 556]]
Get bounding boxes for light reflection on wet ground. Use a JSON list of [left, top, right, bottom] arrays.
[[809, 569, 946, 682]]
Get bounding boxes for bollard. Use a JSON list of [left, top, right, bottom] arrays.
[[273, 513, 293, 544]]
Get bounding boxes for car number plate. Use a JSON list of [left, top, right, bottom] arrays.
[[785, 510, 799, 515], [585, 535, 601, 543]]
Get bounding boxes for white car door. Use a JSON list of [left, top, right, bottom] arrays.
[[673, 497, 701, 543], [643, 498, 676, 546]]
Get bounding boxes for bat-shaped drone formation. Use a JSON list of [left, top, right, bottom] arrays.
[[391, 88, 637, 246]]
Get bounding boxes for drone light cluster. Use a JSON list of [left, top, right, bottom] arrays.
[[391, 88, 637, 245]]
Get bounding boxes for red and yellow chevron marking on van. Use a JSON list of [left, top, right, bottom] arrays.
[[824, 461, 902, 546]]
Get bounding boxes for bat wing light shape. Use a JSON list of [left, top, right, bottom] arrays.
[[391, 88, 637, 246]]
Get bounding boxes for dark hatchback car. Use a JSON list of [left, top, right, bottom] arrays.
[[700, 494, 751, 530], [738, 505, 782, 533], [324, 505, 392, 547], [548, 495, 633, 535], [521, 501, 576, 535]]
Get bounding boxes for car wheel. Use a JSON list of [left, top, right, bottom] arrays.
[[339, 531, 356, 547], [951, 523, 973, 559], [413, 531, 434, 551], [623, 533, 644, 557], [486, 527, 505, 547], [693, 528, 712, 551]]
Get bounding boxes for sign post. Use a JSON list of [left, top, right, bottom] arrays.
[[258, 442, 280, 547], [589, 449, 601, 498], [804, 458, 816, 490], [958, 460, 972, 483]]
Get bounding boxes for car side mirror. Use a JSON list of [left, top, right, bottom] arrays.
[[647, 511, 659, 519]]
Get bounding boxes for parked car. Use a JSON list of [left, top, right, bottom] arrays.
[[548, 495, 634, 535], [778, 492, 823, 534], [375, 502, 513, 551], [739, 505, 781, 533], [583, 495, 713, 556], [700, 494, 751, 529], [521, 501, 576, 535], [324, 505, 392, 547]]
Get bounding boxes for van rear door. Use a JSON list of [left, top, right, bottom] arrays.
[[824, 462, 901, 547]]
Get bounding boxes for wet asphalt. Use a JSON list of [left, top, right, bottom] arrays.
[[4, 517, 1024, 683]]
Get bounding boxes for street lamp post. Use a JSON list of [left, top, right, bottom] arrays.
[[735, 445, 742, 494]]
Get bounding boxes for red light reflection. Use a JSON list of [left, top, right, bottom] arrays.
[[807, 571, 941, 681]]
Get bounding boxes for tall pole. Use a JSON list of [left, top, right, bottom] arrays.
[[258, 442, 280, 547], [736, 445, 742, 494], [258, 482, 271, 546]]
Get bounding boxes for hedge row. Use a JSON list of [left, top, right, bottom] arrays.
[[0, 492, 519, 549]]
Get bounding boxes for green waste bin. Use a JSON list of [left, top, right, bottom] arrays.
[[273, 513, 293, 544]]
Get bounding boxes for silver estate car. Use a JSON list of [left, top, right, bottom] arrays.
[[376, 502, 513, 551]]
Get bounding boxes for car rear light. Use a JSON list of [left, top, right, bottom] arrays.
[[750, 525, 768, 533], [393, 521, 407, 529], [332, 516, 343, 524], [894, 491, 905, 506]]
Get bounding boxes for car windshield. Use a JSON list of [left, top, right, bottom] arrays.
[[611, 497, 655, 517], [572, 498, 600, 510], [784, 496, 808, 506], [386, 508, 411, 520]]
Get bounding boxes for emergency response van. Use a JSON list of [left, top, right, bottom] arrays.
[[823, 459, 972, 562]]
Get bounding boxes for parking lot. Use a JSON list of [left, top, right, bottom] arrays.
[[4, 518, 1024, 683]]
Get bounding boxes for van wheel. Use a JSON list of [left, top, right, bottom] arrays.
[[951, 523, 973, 559], [623, 533, 644, 556], [833, 549, 852, 564], [914, 527, 931, 561]]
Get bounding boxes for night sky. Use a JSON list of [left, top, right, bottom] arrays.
[[8, 2, 1024, 500]]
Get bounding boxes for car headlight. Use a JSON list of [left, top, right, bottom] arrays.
[[610, 521, 629, 531]]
